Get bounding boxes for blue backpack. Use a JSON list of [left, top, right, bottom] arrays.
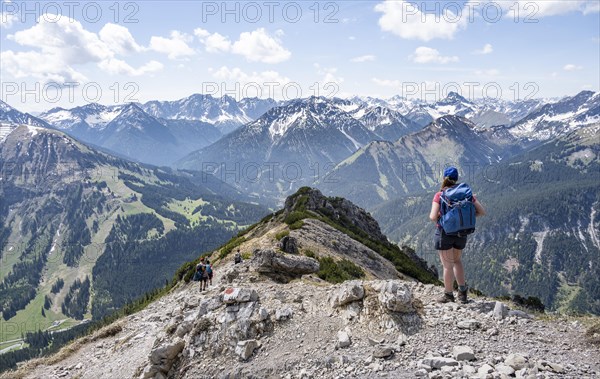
[[439, 183, 476, 236]]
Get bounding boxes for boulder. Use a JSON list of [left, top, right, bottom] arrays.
[[252, 249, 319, 280], [149, 340, 185, 365], [222, 288, 258, 304], [374, 280, 414, 313], [329, 281, 365, 307]]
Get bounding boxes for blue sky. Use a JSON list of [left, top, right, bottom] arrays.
[[0, 0, 598, 112]]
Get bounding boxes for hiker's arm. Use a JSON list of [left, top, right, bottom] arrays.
[[429, 201, 440, 222], [474, 199, 486, 216]]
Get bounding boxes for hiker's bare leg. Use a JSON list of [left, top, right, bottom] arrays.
[[439, 249, 455, 293], [452, 248, 466, 287]]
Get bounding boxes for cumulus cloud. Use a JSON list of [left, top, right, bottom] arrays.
[[194, 28, 231, 53], [374, 0, 466, 41], [99, 23, 144, 55], [351, 55, 376, 63], [410, 47, 459, 64], [473, 43, 493, 55], [1, 14, 162, 82], [149, 31, 195, 59], [195, 27, 290, 63], [231, 28, 291, 64]]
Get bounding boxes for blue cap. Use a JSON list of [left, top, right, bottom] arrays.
[[443, 167, 459, 181]]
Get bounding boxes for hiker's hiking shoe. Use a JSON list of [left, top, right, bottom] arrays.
[[437, 292, 455, 303], [458, 289, 468, 304]]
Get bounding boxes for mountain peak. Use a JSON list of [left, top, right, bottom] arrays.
[[439, 91, 471, 105], [283, 187, 424, 259]]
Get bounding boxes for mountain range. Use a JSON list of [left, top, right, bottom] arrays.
[[1, 90, 599, 317], [0, 124, 267, 343]]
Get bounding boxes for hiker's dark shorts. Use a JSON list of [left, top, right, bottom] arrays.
[[434, 230, 467, 250], [208, 272, 213, 280]]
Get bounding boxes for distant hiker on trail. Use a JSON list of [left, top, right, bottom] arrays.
[[234, 249, 242, 264], [202, 257, 214, 286], [196, 259, 208, 291], [429, 166, 485, 304]]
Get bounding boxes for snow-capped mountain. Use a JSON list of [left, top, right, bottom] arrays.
[[352, 106, 422, 141], [329, 98, 423, 141], [317, 115, 522, 208], [392, 92, 478, 127], [40, 102, 222, 165], [0, 100, 52, 129], [176, 96, 380, 198], [508, 91, 600, 140], [141, 94, 277, 134], [40, 103, 124, 142]]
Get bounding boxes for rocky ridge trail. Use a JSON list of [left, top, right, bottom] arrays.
[[10, 251, 600, 379]]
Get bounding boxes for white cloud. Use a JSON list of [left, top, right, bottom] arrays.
[[1, 50, 88, 83], [99, 23, 144, 55], [206, 34, 231, 53], [375, 0, 466, 41], [194, 28, 231, 53], [98, 58, 163, 76], [466, 0, 599, 17], [231, 28, 291, 64], [2, 14, 164, 82], [351, 55, 376, 63], [473, 43, 493, 55], [196, 27, 291, 63], [372, 78, 401, 88], [349, 36, 356, 41], [149, 31, 195, 59], [193, 28, 211, 39], [410, 47, 459, 64], [9, 14, 112, 63], [563, 64, 583, 71]]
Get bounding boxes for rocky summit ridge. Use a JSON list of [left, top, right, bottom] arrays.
[[4, 189, 599, 379]]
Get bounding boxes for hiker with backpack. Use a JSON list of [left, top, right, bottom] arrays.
[[196, 259, 209, 291], [234, 249, 242, 264], [202, 257, 214, 286], [429, 166, 485, 304]]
